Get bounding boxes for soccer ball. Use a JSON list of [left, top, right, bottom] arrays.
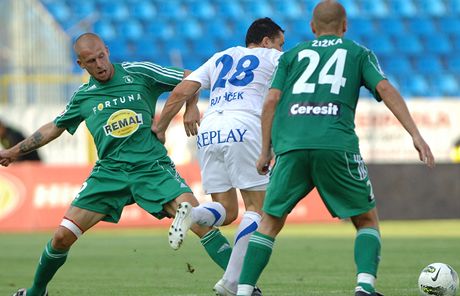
[[418, 263, 459, 296]]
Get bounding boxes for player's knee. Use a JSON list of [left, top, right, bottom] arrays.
[[52, 228, 76, 250], [53, 218, 84, 249]]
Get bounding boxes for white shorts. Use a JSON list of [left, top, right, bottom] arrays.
[[197, 111, 269, 194]]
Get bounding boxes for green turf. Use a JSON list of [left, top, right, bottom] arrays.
[[1, 220, 459, 295]]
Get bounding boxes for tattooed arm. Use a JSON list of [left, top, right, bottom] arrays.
[[0, 121, 65, 166]]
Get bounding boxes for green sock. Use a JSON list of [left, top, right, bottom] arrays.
[[354, 227, 381, 277], [200, 229, 231, 270], [239, 231, 274, 286], [28, 240, 68, 296]]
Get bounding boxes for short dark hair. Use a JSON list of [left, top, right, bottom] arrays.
[[245, 17, 284, 47]]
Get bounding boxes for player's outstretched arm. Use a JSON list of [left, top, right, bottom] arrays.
[[376, 79, 435, 168], [154, 80, 201, 144], [257, 88, 282, 175], [0, 121, 65, 166]]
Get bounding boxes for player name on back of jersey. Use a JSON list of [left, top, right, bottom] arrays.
[[312, 38, 343, 47], [290, 102, 340, 116], [210, 91, 244, 107]]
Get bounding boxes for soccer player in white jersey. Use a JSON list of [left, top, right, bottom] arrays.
[[155, 18, 285, 296]]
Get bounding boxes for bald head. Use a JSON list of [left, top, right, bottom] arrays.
[[311, 0, 347, 37], [73, 33, 105, 58], [73, 33, 114, 82]]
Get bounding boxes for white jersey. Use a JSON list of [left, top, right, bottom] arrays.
[[186, 46, 282, 117], [186, 46, 281, 193]]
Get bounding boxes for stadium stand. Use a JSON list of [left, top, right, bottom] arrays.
[[39, 0, 460, 97]]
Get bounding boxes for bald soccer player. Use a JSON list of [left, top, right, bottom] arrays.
[[1, 33, 229, 296], [235, 1, 435, 296]]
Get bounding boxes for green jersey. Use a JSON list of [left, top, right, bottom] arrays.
[[270, 35, 386, 154], [54, 62, 184, 165]]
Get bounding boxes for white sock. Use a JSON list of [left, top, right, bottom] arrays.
[[357, 272, 376, 286], [191, 201, 226, 227], [237, 284, 254, 296], [222, 211, 261, 292]]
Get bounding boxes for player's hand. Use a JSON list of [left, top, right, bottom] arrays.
[[413, 135, 435, 168], [151, 120, 166, 144], [183, 104, 200, 137], [0, 150, 15, 167], [256, 151, 273, 175]]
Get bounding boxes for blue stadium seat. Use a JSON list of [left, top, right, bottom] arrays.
[[68, 1, 96, 20], [145, 19, 174, 41], [414, 55, 444, 75], [290, 18, 310, 36], [157, 0, 185, 19], [422, 34, 452, 55], [348, 18, 376, 39], [272, 0, 302, 20], [220, 35, 245, 49], [380, 56, 412, 77], [163, 37, 190, 56], [186, 0, 215, 20], [393, 35, 423, 55], [176, 19, 203, 40], [338, 0, 360, 17], [453, 36, 460, 51], [402, 74, 429, 97], [215, 0, 242, 20], [190, 38, 219, 60], [360, 0, 389, 17], [377, 18, 407, 38], [365, 35, 395, 56], [431, 74, 459, 97], [105, 39, 130, 63], [93, 20, 117, 41], [447, 56, 460, 75], [438, 17, 460, 37], [151, 52, 172, 67], [99, 2, 129, 22], [407, 18, 437, 37], [299, 0, 316, 13], [117, 20, 144, 42], [130, 0, 156, 21], [419, 0, 446, 16], [450, 0, 460, 14], [387, 0, 417, 17], [203, 18, 232, 41], [232, 18, 254, 40], [242, 1, 273, 18], [134, 38, 160, 60]]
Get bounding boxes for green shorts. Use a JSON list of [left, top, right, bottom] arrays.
[[264, 149, 376, 219], [72, 156, 192, 223]]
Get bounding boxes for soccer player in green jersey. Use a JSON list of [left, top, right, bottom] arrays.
[[236, 1, 435, 296], [0, 33, 230, 296]]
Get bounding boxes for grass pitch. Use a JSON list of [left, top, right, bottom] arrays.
[[1, 220, 459, 296]]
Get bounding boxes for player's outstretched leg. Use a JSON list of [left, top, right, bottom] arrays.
[[169, 201, 226, 250], [12, 288, 48, 296]]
